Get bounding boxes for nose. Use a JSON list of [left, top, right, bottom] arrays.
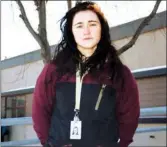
[[83, 26, 90, 35]]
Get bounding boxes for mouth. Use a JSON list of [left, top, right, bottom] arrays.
[[83, 37, 92, 40]]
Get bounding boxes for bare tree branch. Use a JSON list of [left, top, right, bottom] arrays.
[[15, 0, 162, 63], [67, 0, 72, 10], [33, 0, 48, 10], [75, 0, 82, 6], [15, 0, 50, 64], [38, 0, 51, 63], [15, 0, 43, 48], [117, 0, 162, 55]]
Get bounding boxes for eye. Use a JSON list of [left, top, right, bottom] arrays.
[[90, 23, 97, 26], [76, 25, 83, 28]]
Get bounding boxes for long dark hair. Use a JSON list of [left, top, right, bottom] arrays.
[[52, 1, 124, 85]]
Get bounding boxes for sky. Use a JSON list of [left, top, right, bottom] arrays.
[[1, 1, 166, 60]]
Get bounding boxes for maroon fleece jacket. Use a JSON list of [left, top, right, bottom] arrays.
[[32, 63, 140, 147]]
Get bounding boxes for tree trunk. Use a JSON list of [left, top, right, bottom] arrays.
[[38, 0, 51, 64], [15, 0, 162, 63], [15, 0, 51, 64], [67, 0, 72, 10]]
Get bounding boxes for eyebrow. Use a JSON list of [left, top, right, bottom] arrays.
[[74, 20, 99, 26]]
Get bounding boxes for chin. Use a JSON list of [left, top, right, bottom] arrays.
[[83, 46, 95, 49], [81, 44, 97, 50]]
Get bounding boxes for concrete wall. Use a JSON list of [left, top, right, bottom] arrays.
[[130, 124, 166, 146], [1, 60, 43, 92], [9, 125, 40, 146], [137, 75, 166, 108], [115, 27, 166, 70]]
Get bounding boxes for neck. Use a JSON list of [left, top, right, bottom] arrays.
[[77, 46, 97, 58]]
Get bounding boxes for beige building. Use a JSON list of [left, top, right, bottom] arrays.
[[1, 10, 166, 146], [1, 11, 166, 114]]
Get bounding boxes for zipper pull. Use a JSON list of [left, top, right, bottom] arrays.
[[95, 84, 106, 111]]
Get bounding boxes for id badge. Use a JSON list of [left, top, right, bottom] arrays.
[[70, 119, 82, 140]]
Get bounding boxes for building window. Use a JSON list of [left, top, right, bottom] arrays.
[[1, 96, 26, 118]]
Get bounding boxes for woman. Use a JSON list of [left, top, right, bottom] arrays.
[[32, 2, 140, 147], [72, 127, 79, 135]]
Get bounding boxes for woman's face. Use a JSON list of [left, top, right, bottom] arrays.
[[72, 10, 101, 56], [73, 127, 78, 134]]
